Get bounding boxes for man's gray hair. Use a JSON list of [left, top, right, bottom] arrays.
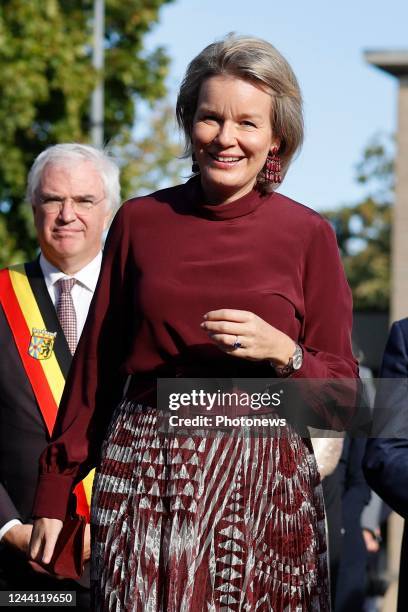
[[27, 143, 120, 211]]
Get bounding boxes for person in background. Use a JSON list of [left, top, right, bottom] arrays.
[[359, 361, 387, 612], [312, 347, 374, 610], [311, 434, 344, 606], [335, 435, 371, 611], [364, 318, 408, 612], [361, 492, 389, 612], [0, 144, 119, 608], [30, 35, 357, 611]]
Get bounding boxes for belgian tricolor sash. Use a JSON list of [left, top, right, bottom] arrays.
[[0, 263, 93, 521]]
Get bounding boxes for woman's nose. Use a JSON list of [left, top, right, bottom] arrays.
[[214, 121, 236, 147]]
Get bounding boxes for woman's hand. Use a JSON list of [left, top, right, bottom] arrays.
[[29, 517, 63, 565], [201, 309, 296, 365]]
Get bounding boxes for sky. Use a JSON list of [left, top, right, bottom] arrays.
[[144, 0, 408, 211]]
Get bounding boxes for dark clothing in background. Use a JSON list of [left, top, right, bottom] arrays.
[[335, 436, 370, 611], [364, 318, 408, 612], [322, 468, 343, 607], [0, 261, 89, 609]]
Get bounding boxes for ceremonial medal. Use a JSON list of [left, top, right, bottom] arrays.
[[28, 328, 57, 360]]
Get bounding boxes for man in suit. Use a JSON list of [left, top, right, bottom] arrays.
[[0, 144, 120, 605], [363, 318, 408, 611]]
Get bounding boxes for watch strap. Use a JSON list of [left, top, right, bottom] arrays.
[[272, 344, 303, 377]]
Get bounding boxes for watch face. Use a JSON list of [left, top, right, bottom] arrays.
[[293, 347, 303, 370]]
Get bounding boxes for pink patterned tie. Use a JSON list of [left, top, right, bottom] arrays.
[[56, 278, 77, 354]]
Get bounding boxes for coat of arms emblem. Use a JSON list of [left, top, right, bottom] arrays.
[[28, 328, 57, 360]]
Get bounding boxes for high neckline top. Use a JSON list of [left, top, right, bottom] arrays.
[[186, 175, 270, 220], [33, 179, 358, 521]]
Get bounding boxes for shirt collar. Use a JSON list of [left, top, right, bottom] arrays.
[[39, 252, 102, 293]]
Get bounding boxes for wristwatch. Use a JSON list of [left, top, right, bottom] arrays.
[[272, 344, 303, 377]]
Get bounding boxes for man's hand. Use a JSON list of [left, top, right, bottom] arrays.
[[4, 524, 64, 579], [29, 518, 63, 565], [362, 527, 381, 553], [3, 523, 33, 555]]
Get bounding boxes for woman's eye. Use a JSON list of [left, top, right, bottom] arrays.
[[241, 120, 256, 127]]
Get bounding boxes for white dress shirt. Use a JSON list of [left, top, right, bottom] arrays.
[[0, 252, 102, 543], [40, 252, 102, 338]]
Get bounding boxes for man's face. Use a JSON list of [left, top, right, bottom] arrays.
[[33, 161, 111, 271]]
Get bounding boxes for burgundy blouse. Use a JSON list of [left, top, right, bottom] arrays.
[[33, 177, 358, 520]]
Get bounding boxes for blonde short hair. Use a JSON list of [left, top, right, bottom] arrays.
[[176, 34, 303, 191]]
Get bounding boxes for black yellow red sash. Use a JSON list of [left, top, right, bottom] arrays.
[[0, 264, 93, 521]]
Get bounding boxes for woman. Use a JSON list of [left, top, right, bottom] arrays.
[[31, 35, 357, 610]]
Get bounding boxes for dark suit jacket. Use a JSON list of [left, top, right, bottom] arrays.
[[0, 260, 75, 590], [335, 436, 370, 611], [363, 317, 408, 611]]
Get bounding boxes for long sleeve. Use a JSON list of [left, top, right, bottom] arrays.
[[32, 185, 359, 519], [0, 483, 22, 529], [33, 204, 135, 521], [295, 217, 357, 379], [290, 218, 358, 429], [364, 320, 408, 519], [379, 320, 408, 378]]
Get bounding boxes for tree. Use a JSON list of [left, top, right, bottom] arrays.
[[0, 0, 174, 265], [323, 134, 393, 311], [113, 102, 190, 199]]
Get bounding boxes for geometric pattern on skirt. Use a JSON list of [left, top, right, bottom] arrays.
[[91, 400, 330, 611]]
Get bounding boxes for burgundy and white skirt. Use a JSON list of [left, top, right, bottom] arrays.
[[91, 399, 330, 611]]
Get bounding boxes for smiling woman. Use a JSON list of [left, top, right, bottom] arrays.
[[31, 35, 357, 612], [192, 75, 276, 203], [177, 34, 304, 191]]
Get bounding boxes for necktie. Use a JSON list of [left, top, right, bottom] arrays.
[[56, 278, 77, 354]]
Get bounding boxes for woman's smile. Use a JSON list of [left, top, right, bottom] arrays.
[[192, 74, 277, 204]]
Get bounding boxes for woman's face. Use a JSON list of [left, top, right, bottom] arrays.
[[192, 75, 277, 204]]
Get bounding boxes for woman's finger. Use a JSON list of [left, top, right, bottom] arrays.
[[201, 320, 246, 335], [209, 333, 238, 347], [29, 518, 63, 565], [209, 333, 248, 352], [203, 309, 251, 323]]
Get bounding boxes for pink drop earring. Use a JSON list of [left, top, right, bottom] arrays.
[[262, 147, 281, 184]]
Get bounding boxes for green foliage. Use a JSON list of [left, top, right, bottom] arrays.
[[114, 102, 189, 199], [324, 134, 393, 311], [0, 0, 174, 265]]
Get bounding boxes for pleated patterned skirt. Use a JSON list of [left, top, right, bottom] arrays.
[[91, 400, 330, 611]]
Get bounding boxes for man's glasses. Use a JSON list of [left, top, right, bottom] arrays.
[[37, 194, 105, 213]]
